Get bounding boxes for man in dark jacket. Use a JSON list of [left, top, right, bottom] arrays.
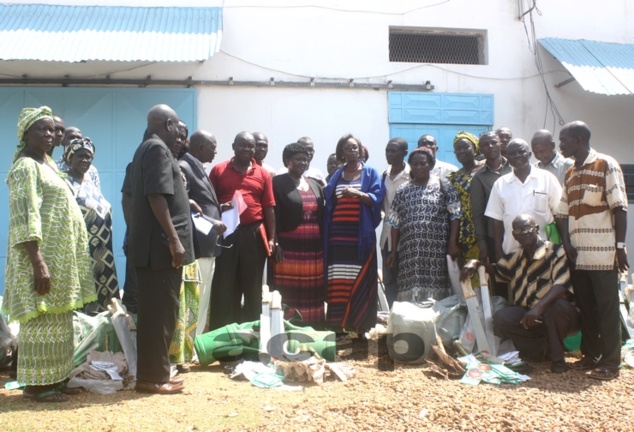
[[179, 130, 226, 336], [127, 104, 194, 394]]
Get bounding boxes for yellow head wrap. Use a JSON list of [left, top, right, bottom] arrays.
[[453, 131, 480, 155]]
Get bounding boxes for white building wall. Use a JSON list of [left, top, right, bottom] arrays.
[[2, 0, 634, 247]]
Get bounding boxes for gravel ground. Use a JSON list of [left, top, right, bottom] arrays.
[[1, 336, 633, 432]]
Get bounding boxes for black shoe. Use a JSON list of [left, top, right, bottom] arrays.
[[551, 360, 569, 374], [569, 357, 597, 371]]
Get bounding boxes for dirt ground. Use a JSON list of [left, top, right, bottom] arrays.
[[1, 337, 633, 432]]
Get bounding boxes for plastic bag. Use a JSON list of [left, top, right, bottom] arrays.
[[459, 316, 476, 353], [67, 377, 123, 394], [434, 295, 467, 346], [386, 301, 437, 363]]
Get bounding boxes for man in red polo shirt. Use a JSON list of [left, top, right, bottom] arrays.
[[208, 131, 277, 330]]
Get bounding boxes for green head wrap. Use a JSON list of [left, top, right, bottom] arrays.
[[15, 106, 54, 161]]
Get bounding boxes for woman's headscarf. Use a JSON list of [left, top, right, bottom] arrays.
[[453, 131, 480, 155], [14, 106, 54, 162], [64, 137, 95, 164]]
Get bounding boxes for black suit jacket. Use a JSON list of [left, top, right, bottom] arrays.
[[273, 173, 325, 234], [179, 152, 222, 258], [129, 135, 194, 270]]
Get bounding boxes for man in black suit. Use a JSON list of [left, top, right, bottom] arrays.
[[179, 130, 226, 336], [127, 104, 194, 394]]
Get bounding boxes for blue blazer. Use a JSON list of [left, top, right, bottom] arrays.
[[324, 163, 385, 264]]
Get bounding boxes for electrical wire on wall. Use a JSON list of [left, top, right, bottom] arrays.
[[519, 0, 566, 129]]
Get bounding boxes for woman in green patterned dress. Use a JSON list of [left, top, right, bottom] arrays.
[[3, 107, 95, 402], [168, 122, 201, 372]]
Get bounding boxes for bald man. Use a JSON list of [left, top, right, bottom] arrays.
[[496, 126, 513, 157], [253, 131, 277, 178], [556, 121, 628, 381], [127, 104, 194, 394], [462, 214, 579, 373], [209, 131, 277, 331], [531, 129, 573, 186], [179, 130, 226, 336], [485, 139, 561, 261]]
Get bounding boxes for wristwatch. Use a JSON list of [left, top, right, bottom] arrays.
[[616, 242, 626, 249]]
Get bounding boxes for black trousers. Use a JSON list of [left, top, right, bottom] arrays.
[[571, 269, 621, 369], [485, 236, 508, 299], [121, 256, 138, 314], [493, 298, 580, 363], [121, 234, 138, 314], [209, 222, 267, 331], [136, 266, 182, 383], [381, 245, 398, 309]]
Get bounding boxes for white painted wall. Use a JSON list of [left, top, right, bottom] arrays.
[[2, 0, 634, 247]]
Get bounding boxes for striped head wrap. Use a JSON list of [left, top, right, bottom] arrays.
[[14, 106, 54, 162], [453, 131, 480, 155], [64, 137, 95, 164]]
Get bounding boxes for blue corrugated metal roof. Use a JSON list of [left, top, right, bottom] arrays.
[[0, 4, 222, 62], [539, 38, 634, 96]]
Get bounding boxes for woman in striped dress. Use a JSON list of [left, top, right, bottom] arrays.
[[269, 143, 326, 326], [324, 134, 384, 333]]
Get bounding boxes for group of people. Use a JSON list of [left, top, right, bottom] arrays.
[[2, 104, 629, 402]]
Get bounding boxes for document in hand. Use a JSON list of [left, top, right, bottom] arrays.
[[221, 190, 247, 237]]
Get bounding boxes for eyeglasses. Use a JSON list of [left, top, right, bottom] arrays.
[[512, 226, 536, 235]]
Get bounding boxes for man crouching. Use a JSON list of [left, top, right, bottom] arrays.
[[461, 213, 579, 373]]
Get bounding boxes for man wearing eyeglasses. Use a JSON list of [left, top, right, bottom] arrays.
[[178, 130, 226, 336], [461, 213, 579, 373], [485, 139, 562, 263]]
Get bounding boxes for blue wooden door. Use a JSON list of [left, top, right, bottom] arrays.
[[0, 87, 197, 295], [388, 92, 494, 166]]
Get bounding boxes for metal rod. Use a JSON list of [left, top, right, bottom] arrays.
[[0, 76, 434, 91], [555, 77, 576, 88]]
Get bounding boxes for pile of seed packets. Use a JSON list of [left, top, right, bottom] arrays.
[[457, 353, 531, 385]]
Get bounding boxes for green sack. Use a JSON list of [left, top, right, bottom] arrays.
[[545, 222, 561, 244]]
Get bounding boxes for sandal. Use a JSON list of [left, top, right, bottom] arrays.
[[23, 389, 70, 403], [569, 357, 597, 371], [56, 382, 82, 396], [588, 367, 619, 381]]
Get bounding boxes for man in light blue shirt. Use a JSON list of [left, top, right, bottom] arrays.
[[531, 129, 573, 186]]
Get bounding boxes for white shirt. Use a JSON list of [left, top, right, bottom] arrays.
[[431, 159, 458, 179], [485, 167, 562, 254], [380, 163, 411, 250]]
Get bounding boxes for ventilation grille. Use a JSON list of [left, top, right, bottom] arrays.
[[389, 30, 484, 65]]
